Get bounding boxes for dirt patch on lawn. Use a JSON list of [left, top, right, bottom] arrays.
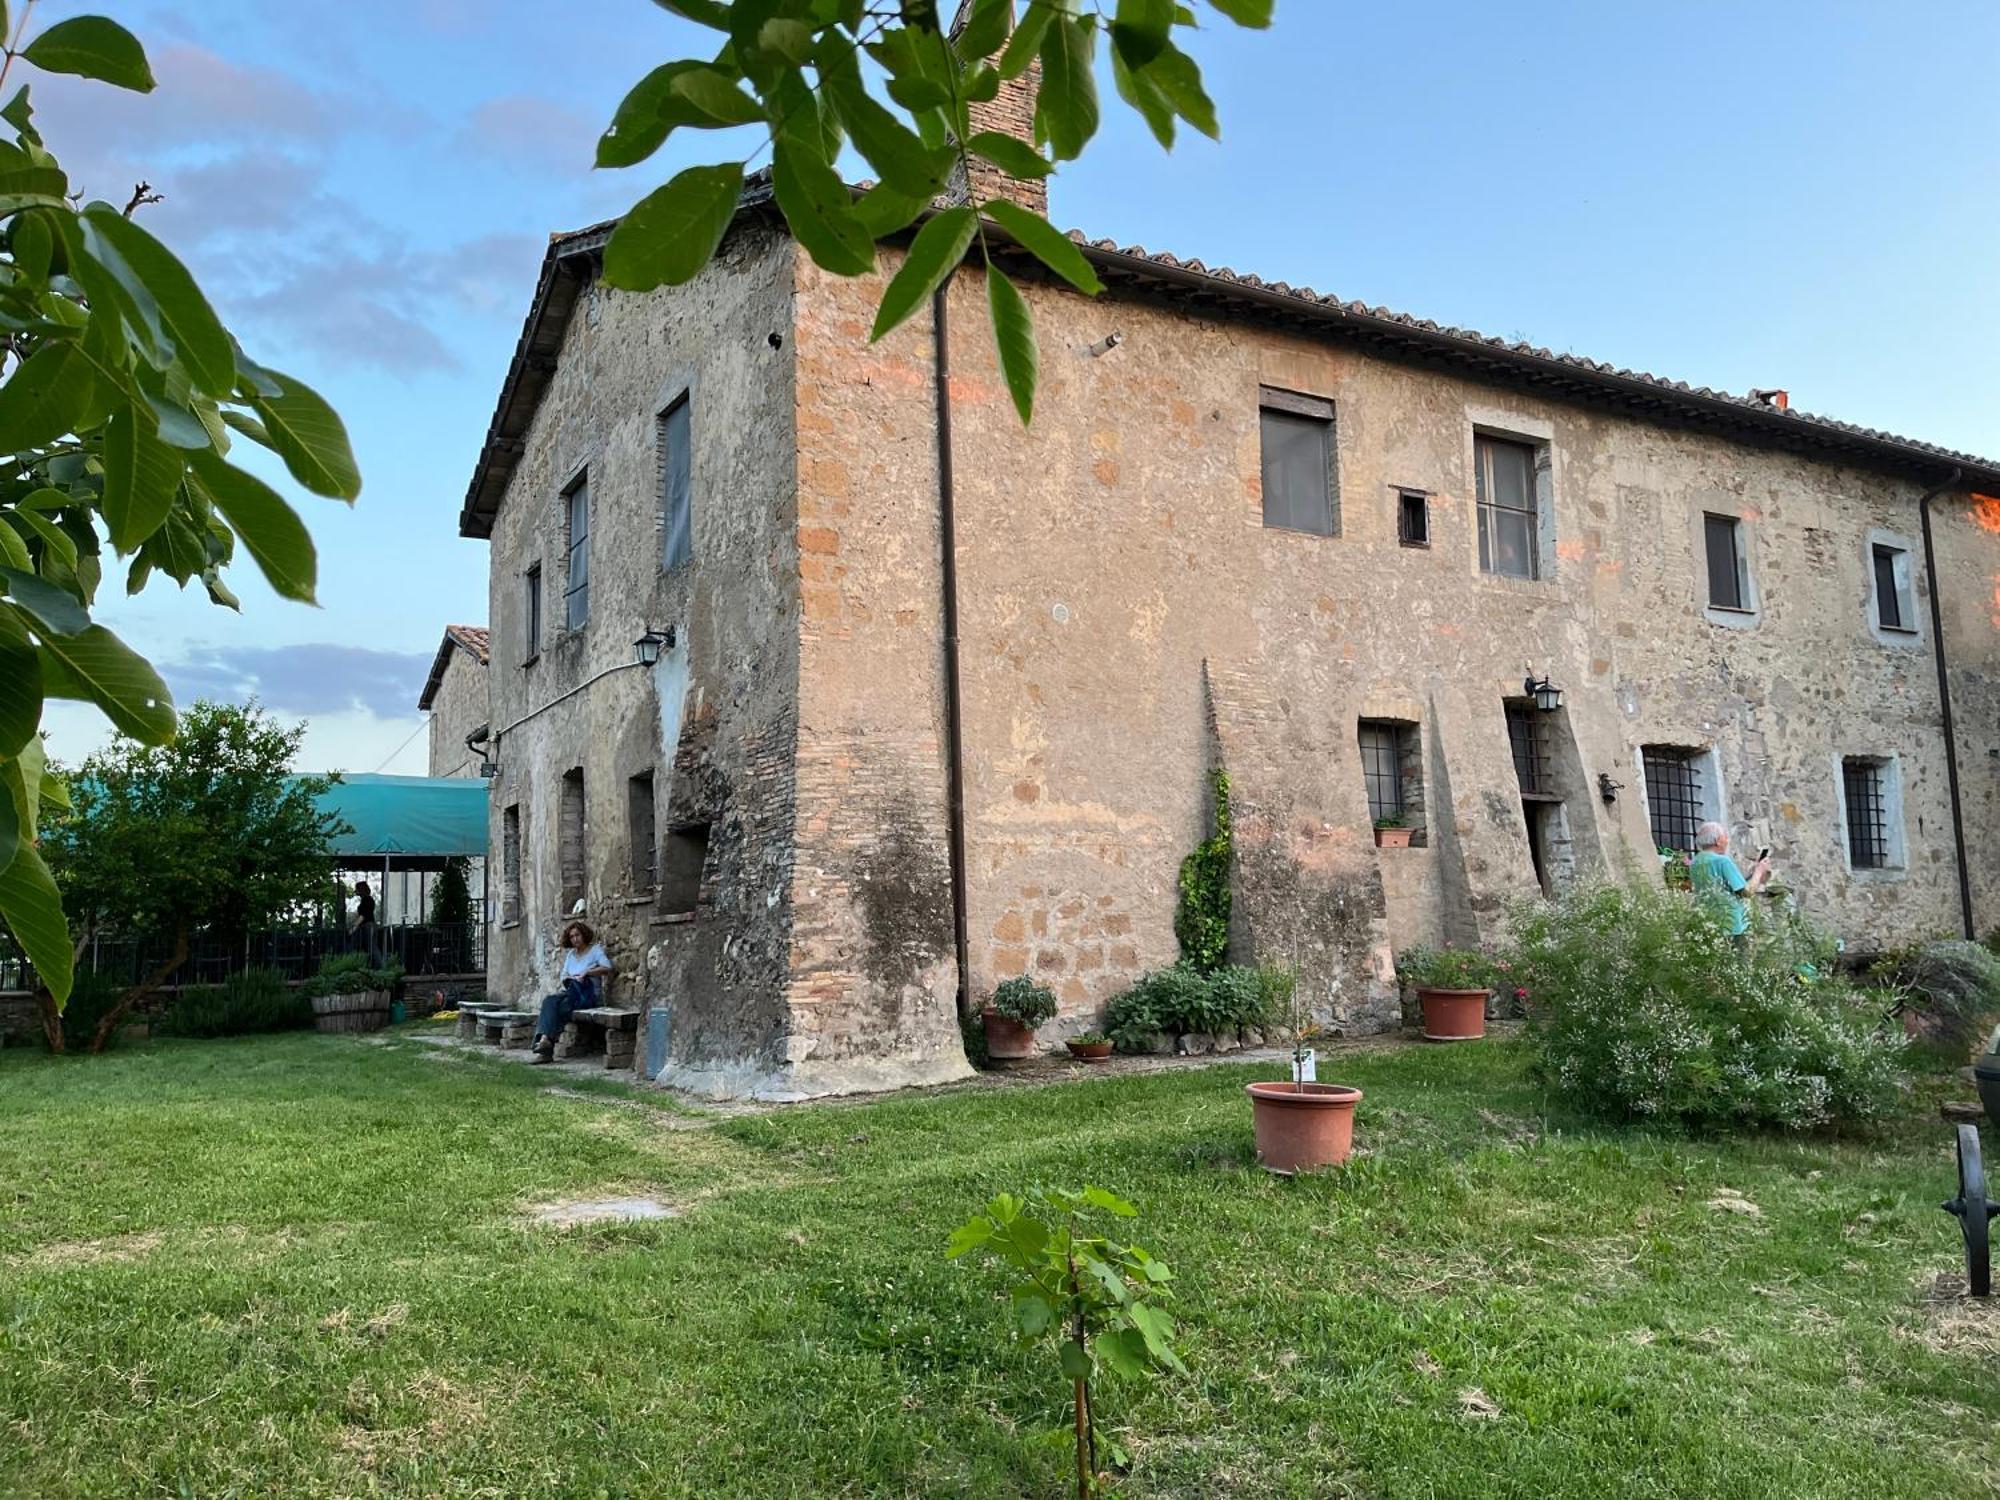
[[7, 1230, 163, 1268], [1908, 1272, 2000, 1358], [525, 1195, 682, 1229]]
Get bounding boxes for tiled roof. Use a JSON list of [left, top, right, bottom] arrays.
[[418, 624, 490, 712], [459, 183, 2000, 539]]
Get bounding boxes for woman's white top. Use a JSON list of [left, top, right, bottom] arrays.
[[561, 943, 611, 981]]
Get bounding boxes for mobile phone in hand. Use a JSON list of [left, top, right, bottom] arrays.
[[1757, 847, 1770, 863]]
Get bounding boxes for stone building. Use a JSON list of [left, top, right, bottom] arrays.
[[456, 70, 2000, 1099], [418, 624, 490, 780]]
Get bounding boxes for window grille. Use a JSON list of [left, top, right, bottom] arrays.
[[563, 474, 590, 630], [1476, 434, 1540, 579], [1641, 747, 1705, 851], [1843, 758, 1889, 868], [1506, 703, 1548, 795], [1358, 723, 1405, 822]]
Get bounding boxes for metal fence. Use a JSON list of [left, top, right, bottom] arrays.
[[0, 921, 485, 994]]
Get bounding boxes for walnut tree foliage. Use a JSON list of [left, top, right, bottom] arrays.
[[598, 0, 1274, 421], [0, 7, 361, 1008]]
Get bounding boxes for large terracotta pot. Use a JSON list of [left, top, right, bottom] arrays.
[[1975, 1050, 2000, 1123], [1373, 826, 1414, 848], [982, 1008, 1038, 1061], [1418, 987, 1488, 1042], [1245, 1082, 1362, 1173]]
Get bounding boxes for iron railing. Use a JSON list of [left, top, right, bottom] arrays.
[[0, 921, 485, 994]]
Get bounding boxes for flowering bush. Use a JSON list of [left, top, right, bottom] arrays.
[[1510, 884, 1905, 1130], [1658, 845, 1692, 892], [1395, 947, 1496, 992]]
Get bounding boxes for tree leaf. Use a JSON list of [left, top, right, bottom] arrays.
[[145, 394, 210, 450], [998, 2, 1056, 78], [37, 622, 174, 742], [602, 162, 744, 291], [1111, 0, 1174, 67], [1111, 43, 1176, 148], [667, 65, 764, 126], [955, 0, 1014, 59], [81, 207, 235, 395], [1096, 1325, 1149, 1379], [1140, 42, 1218, 139], [1013, 1290, 1055, 1337], [252, 369, 360, 500], [0, 756, 17, 876], [188, 454, 317, 603], [986, 265, 1037, 424], [1081, 1185, 1138, 1216], [772, 137, 876, 276], [21, 15, 155, 93], [851, 182, 928, 239], [821, 36, 949, 197], [0, 522, 26, 569], [1059, 1339, 1093, 1381], [6, 504, 76, 568], [0, 340, 101, 452], [983, 200, 1102, 295], [0, 837, 70, 1006], [967, 130, 1052, 180], [1036, 14, 1100, 162], [101, 402, 183, 552], [871, 206, 975, 341], [1206, 0, 1273, 25], [0, 604, 40, 757], [758, 17, 815, 65], [648, 0, 730, 24], [0, 566, 86, 635]]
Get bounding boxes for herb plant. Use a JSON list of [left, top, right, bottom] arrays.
[[987, 974, 1057, 1029]]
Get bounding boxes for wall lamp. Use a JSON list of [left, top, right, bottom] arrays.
[[634, 627, 674, 666], [1522, 669, 1563, 712], [465, 724, 497, 779], [1597, 772, 1623, 805]]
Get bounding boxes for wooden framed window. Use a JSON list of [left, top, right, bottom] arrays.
[[1397, 489, 1430, 547], [1475, 433, 1541, 580], [1259, 388, 1337, 535], [563, 473, 590, 630], [1704, 514, 1748, 611], [523, 565, 542, 662]]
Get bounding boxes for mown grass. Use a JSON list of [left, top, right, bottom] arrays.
[[1, 1028, 1996, 1498]]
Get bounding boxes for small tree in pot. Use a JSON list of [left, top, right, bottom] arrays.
[[1244, 964, 1363, 1173], [984, 975, 1057, 1062], [1395, 946, 1496, 1042]]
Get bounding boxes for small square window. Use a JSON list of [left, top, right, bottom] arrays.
[[1259, 388, 1336, 536], [1397, 489, 1430, 547]]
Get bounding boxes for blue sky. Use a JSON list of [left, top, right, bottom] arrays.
[[32, 0, 2000, 771]]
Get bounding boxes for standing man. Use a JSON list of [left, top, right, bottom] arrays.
[[1690, 822, 1771, 943], [352, 879, 377, 961]]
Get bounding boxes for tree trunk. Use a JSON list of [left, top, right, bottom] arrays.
[[87, 928, 189, 1054], [32, 923, 95, 1054], [1073, 1375, 1089, 1500]]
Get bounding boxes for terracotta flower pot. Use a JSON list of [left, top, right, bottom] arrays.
[[1245, 1082, 1363, 1173], [982, 1008, 1038, 1061], [1418, 987, 1489, 1042], [1373, 826, 1414, 848], [1066, 1039, 1112, 1064]]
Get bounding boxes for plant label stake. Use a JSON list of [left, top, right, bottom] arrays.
[[1293, 1048, 1316, 1085]]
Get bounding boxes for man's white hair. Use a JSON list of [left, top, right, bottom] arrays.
[[1694, 821, 1726, 851]]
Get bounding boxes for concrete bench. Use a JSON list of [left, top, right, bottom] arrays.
[[558, 1007, 639, 1070], [457, 1004, 509, 1042], [477, 1009, 537, 1049]]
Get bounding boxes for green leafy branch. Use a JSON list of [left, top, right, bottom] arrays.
[[595, 0, 1274, 422]]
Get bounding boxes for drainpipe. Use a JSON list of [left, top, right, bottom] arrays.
[[1917, 465, 1973, 938], [932, 280, 974, 1026]]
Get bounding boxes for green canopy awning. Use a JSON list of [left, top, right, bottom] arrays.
[[307, 774, 489, 865]]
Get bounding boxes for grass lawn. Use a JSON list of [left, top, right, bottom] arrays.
[[2, 1028, 1997, 1498]]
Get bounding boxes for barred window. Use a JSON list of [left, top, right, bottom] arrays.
[[1506, 702, 1548, 795], [1641, 746, 1706, 852], [1842, 758, 1890, 869], [1358, 723, 1405, 822]]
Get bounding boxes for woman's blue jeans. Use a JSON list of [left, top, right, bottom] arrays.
[[535, 977, 596, 1045]]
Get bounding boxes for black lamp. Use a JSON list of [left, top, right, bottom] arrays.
[[1523, 669, 1563, 712], [634, 628, 672, 666]]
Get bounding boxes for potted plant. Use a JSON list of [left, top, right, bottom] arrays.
[[303, 955, 404, 1035], [1066, 1032, 1113, 1064], [1244, 965, 1362, 1173], [1373, 813, 1413, 849], [984, 976, 1057, 1062], [1395, 946, 1493, 1042]]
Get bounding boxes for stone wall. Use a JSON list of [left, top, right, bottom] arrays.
[[791, 248, 2000, 1041], [482, 218, 803, 1094], [425, 646, 489, 779]]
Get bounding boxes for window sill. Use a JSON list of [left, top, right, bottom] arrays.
[[1876, 625, 1919, 637], [1260, 521, 1339, 540], [1398, 538, 1431, 549], [624, 892, 657, 906], [1706, 604, 1757, 616], [650, 911, 697, 927]]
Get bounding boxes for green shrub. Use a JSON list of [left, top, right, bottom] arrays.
[[46, 970, 130, 1052], [986, 975, 1058, 1029], [158, 968, 313, 1039], [1870, 939, 2000, 1054], [1174, 768, 1232, 973], [1105, 963, 1272, 1050], [1395, 946, 1496, 991], [1512, 884, 1905, 1131], [302, 954, 404, 999]]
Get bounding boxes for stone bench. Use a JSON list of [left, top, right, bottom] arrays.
[[477, 1009, 537, 1049], [457, 1004, 510, 1042], [558, 1007, 639, 1070]]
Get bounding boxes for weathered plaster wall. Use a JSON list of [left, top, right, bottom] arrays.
[[426, 649, 489, 779], [794, 250, 2000, 1041], [1935, 493, 2000, 936], [483, 219, 802, 1091]]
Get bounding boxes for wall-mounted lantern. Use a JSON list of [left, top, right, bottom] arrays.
[[466, 724, 496, 779], [634, 628, 674, 666], [1522, 669, 1563, 713], [1597, 772, 1623, 805]]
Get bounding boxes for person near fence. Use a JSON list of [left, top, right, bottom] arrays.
[[531, 920, 613, 1063], [350, 880, 377, 961]]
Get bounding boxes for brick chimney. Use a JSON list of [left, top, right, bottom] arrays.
[[946, 0, 1046, 217]]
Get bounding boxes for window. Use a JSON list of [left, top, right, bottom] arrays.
[[660, 396, 693, 570], [1357, 720, 1424, 837], [659, 823, 710, 915], [1872, 544, 1912, 632], [1397, 489, 1430, 547], [1475, 433, 1542, 580], [562, 472, 590, 630], [501, 804, 522, 924], [1258, 388, 1336, 536], [1641, 746, 1707, 852], [1704, 513, 1749, 611], [523, 565, 542, 662], [1842, 757, 1892, 869], [1505, 702, 1549, 796], [559, 769, 585, 912], [627, 772, 657, 891]]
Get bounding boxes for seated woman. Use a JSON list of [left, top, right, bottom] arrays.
[[531, 920, 614, 1063]]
